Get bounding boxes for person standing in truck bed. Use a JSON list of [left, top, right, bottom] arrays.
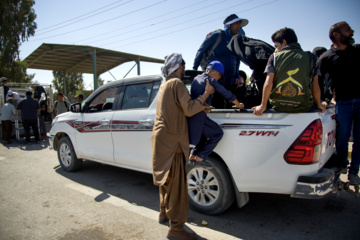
[[193, 14, 248, 108], [31, 84, 47, 100]]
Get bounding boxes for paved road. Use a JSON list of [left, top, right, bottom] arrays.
[[0, 141, 359, 240]]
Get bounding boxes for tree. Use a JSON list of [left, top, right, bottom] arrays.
[[52, 71, 84, 95], [98, 76, 105, 87], [5, 60, 35, 83], [0, 0, 37, 76], [83, 76, 105, 90]]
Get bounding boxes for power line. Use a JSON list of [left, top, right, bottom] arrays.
[[78, 0, 211, 45], [37, 0, 126, 33], [82, 0, 229, 46], [80, 0, 254, 48], [105, 0, 254, 47], [22, 0, 278, 66], [110, 0, 279, 49], [29, 0, 167, 42], [36, 0, 132, 36]]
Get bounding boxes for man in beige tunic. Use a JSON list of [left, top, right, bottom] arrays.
[[152, 53, 214, 240]]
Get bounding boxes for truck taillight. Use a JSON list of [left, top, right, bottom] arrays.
[[284, 119, 323, 165]]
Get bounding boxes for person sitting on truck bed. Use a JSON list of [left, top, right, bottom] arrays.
[[312, 46, 333, 105], [233, 70, 248, 108], [252, 27, 326, 115], [188, 61, 244, 163]]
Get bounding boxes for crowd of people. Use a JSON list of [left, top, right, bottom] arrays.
[[0, 80, 84, 144], [152, 16, 359, 240]]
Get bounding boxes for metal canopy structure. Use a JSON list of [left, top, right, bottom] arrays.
[[23, 43, 164, 91]]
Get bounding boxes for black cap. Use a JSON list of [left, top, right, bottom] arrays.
[[312, 47, 327, 58]]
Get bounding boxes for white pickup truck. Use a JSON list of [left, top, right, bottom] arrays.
[[49, 72, 337, 214]]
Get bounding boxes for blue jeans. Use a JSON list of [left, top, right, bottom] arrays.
[[189, 116, 223, 160], [335, 98, 360, 175]]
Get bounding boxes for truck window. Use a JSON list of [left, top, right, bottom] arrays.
[[121, 83, 154, 110], [87, 87, 117, 112], [149, 81, 161, 105]]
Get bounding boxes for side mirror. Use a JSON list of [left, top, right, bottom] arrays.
[[70, 103, 82, 113]]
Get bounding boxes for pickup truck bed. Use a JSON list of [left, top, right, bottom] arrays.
[[209, 108, 335, 195]]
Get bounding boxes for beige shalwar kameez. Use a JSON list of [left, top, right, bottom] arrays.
[[152, 77, 207, 231]]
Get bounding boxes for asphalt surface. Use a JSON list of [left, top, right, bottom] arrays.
[[0, 140, 359, 240]]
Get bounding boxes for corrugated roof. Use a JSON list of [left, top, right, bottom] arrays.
[[23, 43, 164, 75]]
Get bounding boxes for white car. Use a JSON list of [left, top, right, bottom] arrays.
[[49, 73, 337, 214]]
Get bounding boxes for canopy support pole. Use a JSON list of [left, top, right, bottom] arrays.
[[92, 49, 98, 90], [63, 70, 67, 95], [136, 57, 140, 75]]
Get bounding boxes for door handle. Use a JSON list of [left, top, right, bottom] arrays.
[[74, 120, 84, 126], [139, 119, 154, 125], [100, 119, 110, 125]]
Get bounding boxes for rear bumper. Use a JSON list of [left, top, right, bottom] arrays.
[[291, 168, 336, 199]]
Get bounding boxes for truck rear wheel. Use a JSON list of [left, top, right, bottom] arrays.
[[57, 136, 82, 172], [187, 156, 235, 215]]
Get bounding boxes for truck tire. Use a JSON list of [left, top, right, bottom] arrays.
[[57, 136, 82, 172], [187, 156, 235, 215]]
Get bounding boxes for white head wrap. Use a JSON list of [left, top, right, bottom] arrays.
[[161, 53, 183, 78]]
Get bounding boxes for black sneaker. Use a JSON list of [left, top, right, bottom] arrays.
[[331, 166, 347, 174], [348, 173, 360, 185], [339, 166, 348, 174]]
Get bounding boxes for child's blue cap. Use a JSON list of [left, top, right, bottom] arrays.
[[207, 61, 224, 75]]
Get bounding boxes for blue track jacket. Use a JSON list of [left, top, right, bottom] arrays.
[[193, 26, 245, 86]]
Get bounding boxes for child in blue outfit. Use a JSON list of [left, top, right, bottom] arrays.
[[188, 61, 244, 162]]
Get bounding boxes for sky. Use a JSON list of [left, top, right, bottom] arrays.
[[18, 0, 360, 90]]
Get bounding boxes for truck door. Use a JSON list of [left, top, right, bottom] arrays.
[[74, 86, 118, 163], [112, 81, 160, 171]]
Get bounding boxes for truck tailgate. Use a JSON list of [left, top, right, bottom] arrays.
[[208, 106, 336, 195], [319, 106, 336, 168]]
